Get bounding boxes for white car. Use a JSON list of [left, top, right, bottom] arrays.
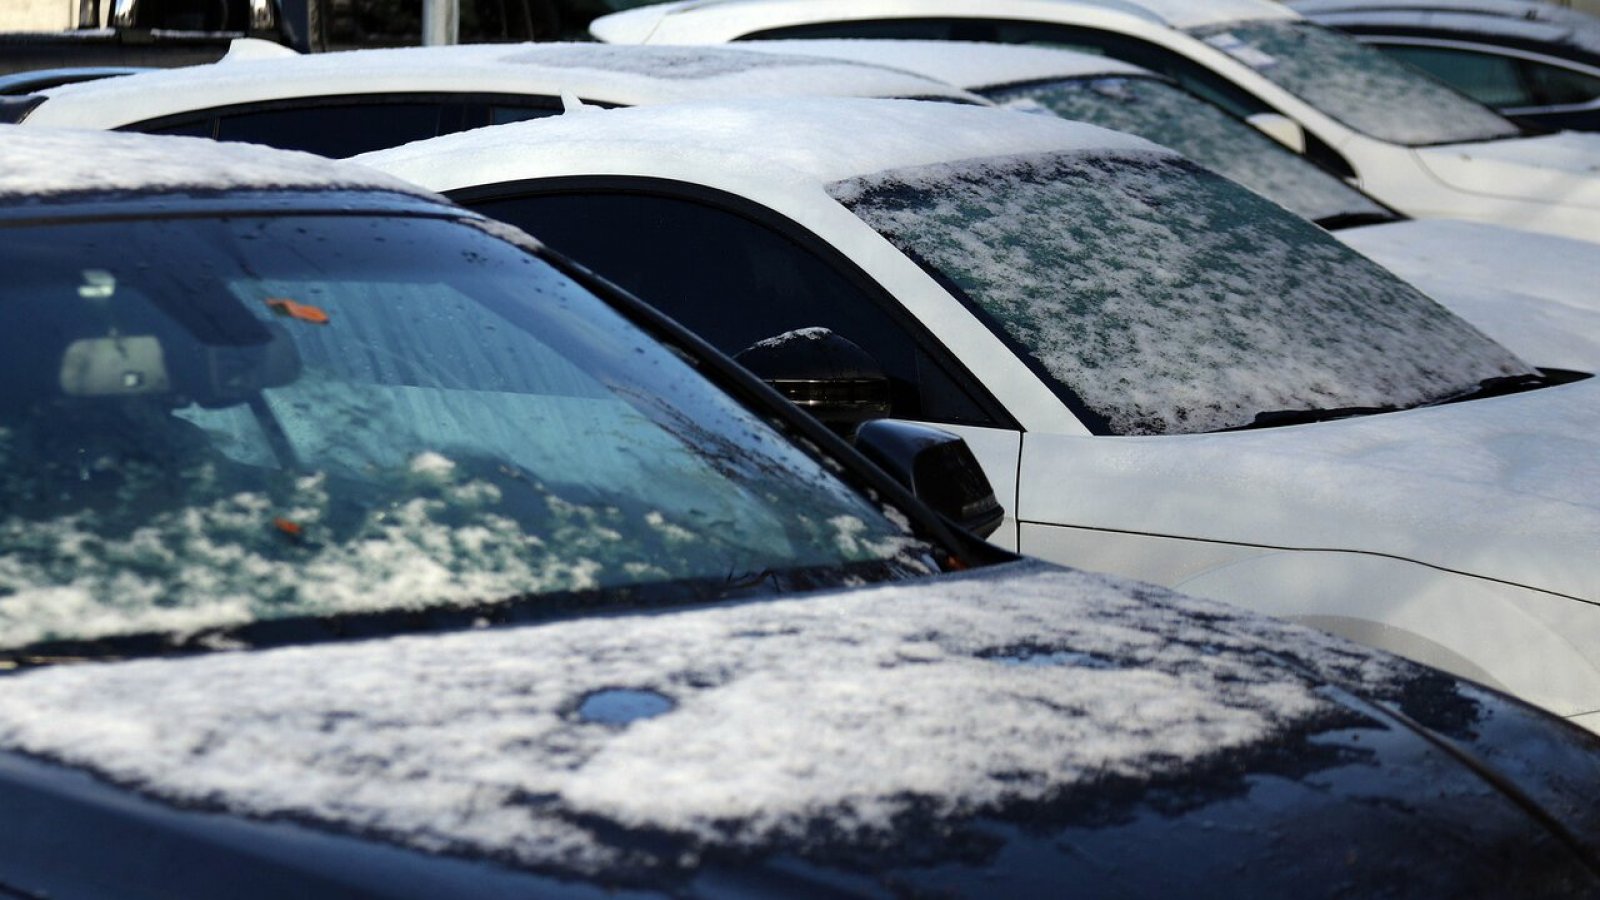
[[1, 41, 980, 156], [592, 0, 1600, 242], [360, 97, 1600, 730], [741, 38, 1600, 370]]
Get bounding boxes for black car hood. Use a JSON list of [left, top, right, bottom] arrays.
[[0, 560, 1596, 897]]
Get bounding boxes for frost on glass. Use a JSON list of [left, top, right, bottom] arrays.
[[987, 76, 1387, 223], [1190, 20, 1520, 146], [0, 216, 933, 652], [832, 152, 1531, 435]]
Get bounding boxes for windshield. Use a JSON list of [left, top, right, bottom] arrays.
[[985, 76, 1391, 225], [0, 211, 935, 656], [1188, 19, 1521, 146], [832, 152, 1531, 436]]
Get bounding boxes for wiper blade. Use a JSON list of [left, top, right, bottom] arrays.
[[1225, 404, 1396, 431], [1431, 369, 1591, 406], [1313, 211, 1403, 230]]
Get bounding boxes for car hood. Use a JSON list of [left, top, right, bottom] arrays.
[[1336, 218, 1600, 370], [1414, 131, 1600, 209], [0, 560, 1597, 894], [1035, 377, 1600, 601]]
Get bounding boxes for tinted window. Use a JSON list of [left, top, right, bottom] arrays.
[[470, 190, 1001, 427], [1379, 45, 1535, 107], [1525, 58, 1600, 106], [215, 102, 459, 158]]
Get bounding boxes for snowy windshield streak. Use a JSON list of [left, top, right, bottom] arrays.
[[1189, 19, 1521, 146], [986, 76, 1389, 224], [0, 214, 934, 652], [833, 152, 1531, 436]]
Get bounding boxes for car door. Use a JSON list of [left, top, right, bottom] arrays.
[[457, 180, 1029, 547]]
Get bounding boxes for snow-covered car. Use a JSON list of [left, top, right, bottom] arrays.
[[0, 41, 981, 157], [363, 97, 1600, 729], [592, 0, 1600, 242], [1292, 0, 1600, 131], [741, 38, 1600, 370], [11, 127, 1600, 897]]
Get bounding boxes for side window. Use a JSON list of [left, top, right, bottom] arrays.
[[1379, 45, 1534, 107], [1523, 59, 1600, 106], [213, 102, 461, 157], [468, 190, 1004, 427]]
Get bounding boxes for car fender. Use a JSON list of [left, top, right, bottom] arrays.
[[1172, 549, 1600, 723]]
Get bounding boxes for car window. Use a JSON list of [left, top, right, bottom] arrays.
[[1187, 20, 1521, 146], [0, 212, 938, 655], [467, 190, 1005, 428], [831, 151, 1531, 436], [213, 102, 460, 157], [985, 75, 1388, 225], [1523, 58, 1600, 106], [1378, 44, 1536, 107]]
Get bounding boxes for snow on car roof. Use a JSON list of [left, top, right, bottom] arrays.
[[1291, 0, 1600, 57], [23, 42, 978, 130], [0, 560, 1421, 881], [357, 96, 1169, 194], [0, 126, 433, 202], [743, 39, 1151, 91], [589, 0, 1297, 44]]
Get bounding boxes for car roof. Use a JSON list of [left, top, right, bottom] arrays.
[[741, 39, 1153, 90], [1290, 0, 1600, 58], [20, 42, 982, 130], [590, 0, 1299, 44], [0, 126, 439, 206], [357, 95, 1168, 195]]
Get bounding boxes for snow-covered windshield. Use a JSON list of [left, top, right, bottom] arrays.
[[985, 76, 1390, 225], [0, 213, 934, 654], [1189, 19, 1522, 146], [833, 152, 1531, 436]]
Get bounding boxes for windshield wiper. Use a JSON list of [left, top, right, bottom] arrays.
[[1225, 404, 1397, 431], [1313, 211, 1403, 231], [1431, 369, 1591, 406]]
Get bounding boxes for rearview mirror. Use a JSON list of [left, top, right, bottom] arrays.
[[1246, 112, 1307, 154], [854, 420, 1004, 540]]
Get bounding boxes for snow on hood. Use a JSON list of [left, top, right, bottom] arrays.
[[743, 39, 1149, 90], [1038, 378, 1600, 601], [1416, 132, 1600, 210], [0, 127, 433, 202], [357, 96, 1167, 192], [0, 560, 1425, 881], [23, 42, 977, 130], [1336, 219, 1600, 371]]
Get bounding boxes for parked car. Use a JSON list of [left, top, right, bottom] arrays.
[[591, 0, 1600, 242], [11, 126, 1600, 897], [1, 41, 981, 156], [0, 0, 311, 75], [362, 96, 1600, 729], [740, 38, 1600, 370], [1292, 0, 1600, 131]]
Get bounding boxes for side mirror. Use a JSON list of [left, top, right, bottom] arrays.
[[854, 420, 1004, 540], [1245, 112, 1307, 154], [734, 328, 891, 435]]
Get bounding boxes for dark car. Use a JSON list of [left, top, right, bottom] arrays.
[[4, 127, 1600, 898], [1292, 0, 1600, 130]]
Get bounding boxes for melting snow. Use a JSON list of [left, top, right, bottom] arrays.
[[0, 560, 1422, 880]]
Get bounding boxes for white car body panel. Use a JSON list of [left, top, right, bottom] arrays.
[[592, 0, 1600, 241], [359, 98, 1600, 727]]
